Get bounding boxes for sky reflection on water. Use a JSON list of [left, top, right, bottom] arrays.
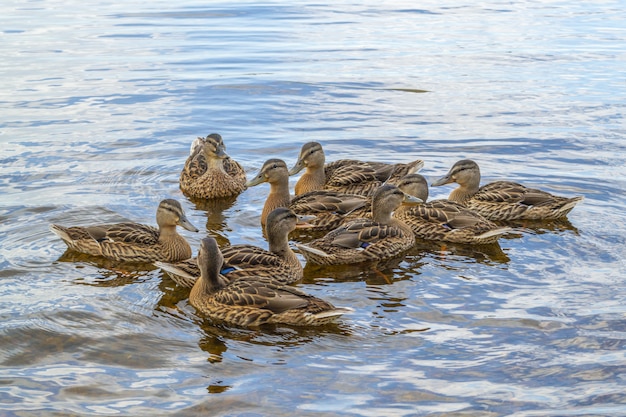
[[1, 1, 625, 416]]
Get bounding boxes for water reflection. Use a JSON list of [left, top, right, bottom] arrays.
[[155, 268, 355, 366], [197, 333, 228, 364], [2, 0, 625, 415], [56, 250, 157, 286], [302, 255, 408, 285], [188, 194, 240, 239], [500, 217, 581, 236], [412, 239, 512, 265]]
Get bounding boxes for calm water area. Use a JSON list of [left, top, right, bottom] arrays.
[[1, 1, 625, 416]]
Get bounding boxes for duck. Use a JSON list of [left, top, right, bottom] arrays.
[[288, 141, 424, 196], [431, 159, 584, 221], [246, 158, 370, 231], [50, 199, 198, 263], [155, 207, 310, 288], [179, 133, 247, 199], [189, 236, 353, 327], [393, 174, 512, 245], [295, 184, 421, 265]]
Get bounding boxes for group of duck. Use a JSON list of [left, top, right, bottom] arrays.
[[50, 134, 584, 328]]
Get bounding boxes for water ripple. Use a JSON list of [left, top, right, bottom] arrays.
[[1, 1, 625, 415]]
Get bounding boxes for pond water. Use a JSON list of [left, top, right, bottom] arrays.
[[1, 1, 625, 416]]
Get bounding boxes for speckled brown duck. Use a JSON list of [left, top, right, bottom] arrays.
[[431, 159, 584, 221], [295, 184, 421, 265], [155, 207, 309, 288], [393, 174, 511, 245], [246, 158, 370, 231], [288, 141, 424, 196], [179, 133, 247, 199], [50, 199, 198, 263], [189, 236, 353, 327]]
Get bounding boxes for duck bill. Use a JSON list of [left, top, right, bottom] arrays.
[[215, 147, 229, 159], [178, 215, 199, 232], [401, 194, 423, 206], [295, 214, 317, 229], [245, 172, 267, 187], [288, 158, 305, 176], [431, 174, 453, 187]]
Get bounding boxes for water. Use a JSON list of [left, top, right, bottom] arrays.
[[1, 1, 625, 416]]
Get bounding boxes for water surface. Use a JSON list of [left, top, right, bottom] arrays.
[[1, 1, 625, 416]]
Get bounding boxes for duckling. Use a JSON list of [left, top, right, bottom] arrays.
[[189, 237, 353, 327], [246, 158, 370, 231], [288, 141, 424, 196], [393, 174, 511, 245], [50, 199, 198, 263], [155, 207, 309, 288], [179, 133, 247, 199], [295, 184, 421, 265], [431, 159, 584, 221]]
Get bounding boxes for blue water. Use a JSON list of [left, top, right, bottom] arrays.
[[1, 1, 625, 416]]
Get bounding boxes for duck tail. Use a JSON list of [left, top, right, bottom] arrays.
[[559, 196, 584, 215], [383, 159, 425, 184], [295, 243, 330, 258], [49, 224, 71, 242], [314, 306, 354, 319], [407, 159, 425, 174], [154, 261, 196, 280], [476, 227, 513, 240]]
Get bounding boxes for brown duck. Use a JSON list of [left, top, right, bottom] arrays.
[[155, 207, 310, 288], [288, 141, 424, 196], [431, 159, 584, 221], [394, 174, 511, 245], [246, 158, 370, 231], [189, 237, 353, 327], [295, 184, 421, 265], [179, 133, 247, 199], [50, 199, 198, 263]]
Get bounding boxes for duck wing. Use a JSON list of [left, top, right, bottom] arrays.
[[85, 223, 159, 245], [477, 181, 560, 206], [325, 163, 381, 187], [418, 200, 487, 229], [223, 157, 247, 181], [327, 219, 403, 249], [290, 190, 369, 215], [214, 278, 309, 313], [221, 245, 283, 269]]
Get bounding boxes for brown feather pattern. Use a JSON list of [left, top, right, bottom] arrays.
[[50, 199, 197, 263], [296, 184, 417, 265], [179, 133, 247, 199], [432, 159, 583, 221], [393, 174, 511, 244], [290, 141, 423, 196], [189, 237, 352, 327], [246, 158, 371, 231], [155, 208, 304, 288]]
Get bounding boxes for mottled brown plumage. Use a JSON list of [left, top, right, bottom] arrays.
[[50, 199, 198, 263], [246, 158, 370, 231], [155, 207, 307, 288], [296, 184, 421, 265], [189, 237, 353, 327], [179, 133, 247, 199], [432, 159, 584, 221], [288, 141, 424, 196], [393, 174, 511, 244]]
